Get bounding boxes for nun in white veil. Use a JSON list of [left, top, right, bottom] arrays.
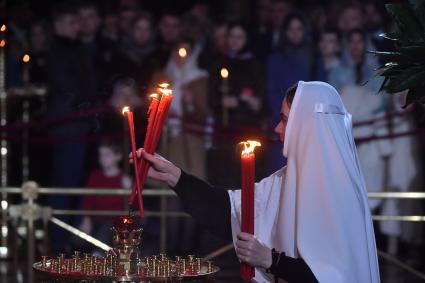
[[229, 81, 380, 282], [134, 81, 381, 283]]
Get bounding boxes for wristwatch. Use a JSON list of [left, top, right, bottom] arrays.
[[266, 248, 282, 274]]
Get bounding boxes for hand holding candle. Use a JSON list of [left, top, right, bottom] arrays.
[[239, 140, 261, 280]]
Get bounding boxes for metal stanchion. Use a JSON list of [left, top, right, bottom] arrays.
[[22, 99, 30, 182], [0, 22, 9, 260], [160, 124, 169, 254], [8, 181, 49, 283]]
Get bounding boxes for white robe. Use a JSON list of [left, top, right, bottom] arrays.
[[229, 81, 380, 283]]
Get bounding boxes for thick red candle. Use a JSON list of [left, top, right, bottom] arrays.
[[122, 107, 141, 203], [240, 140, 261, 280]]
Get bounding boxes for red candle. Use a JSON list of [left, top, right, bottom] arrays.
[[122, 107, 141, 202], [129, 84, 173, 218], [149, 84, 173, 150], [240, 140, 261, 280], [129, 94, 159, 208]]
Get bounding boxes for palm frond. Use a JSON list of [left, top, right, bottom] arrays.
[[375, 0, 425, 107]]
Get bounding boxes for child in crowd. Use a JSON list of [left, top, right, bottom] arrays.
[[79, 140, 131, 248]]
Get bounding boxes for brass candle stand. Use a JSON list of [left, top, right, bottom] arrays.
[[33, 216, 219, 282]]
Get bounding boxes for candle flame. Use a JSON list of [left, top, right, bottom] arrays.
[[220, 68, 229, 79], [240, 140, 261, 155], [149, 93, 159, 99], [122, 106, 130, 115], [22, 54, 30, 63], [158, 83, 172, 96], [122, 217, 132, 224], [178, 47, 187, 58], [0, 25, 5, 32], [0, 40, 5, 48]]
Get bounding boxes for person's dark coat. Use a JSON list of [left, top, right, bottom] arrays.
[[107, 37, 156, 96], [46, 35, 96, 136]]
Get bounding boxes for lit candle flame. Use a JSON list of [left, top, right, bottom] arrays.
[[240, 140, 261, 155], [220, 68, 229, 79], [123, 217, 132, 224], [0, 40, 5, 48], [0, 25, 5, 32], [178, 47, 187, 58], [22, 54, 30, 63], [158, 83, 172, 96], [122, 106, 130, 115], [149, 93, 159, 99]]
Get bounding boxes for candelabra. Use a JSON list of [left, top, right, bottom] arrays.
[[33, 216, 219, 282]]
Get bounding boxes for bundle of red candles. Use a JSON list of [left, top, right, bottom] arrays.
[[122, 83, 173, 217], [239, 140, 261, 280]]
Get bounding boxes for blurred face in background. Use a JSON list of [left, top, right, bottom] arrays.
[[364, 2, 383, 31], [309, 7, 327, 33], [285, 17, 304, 45], [54, 13, 80, 40], [78, 6, 101, 39], [191, 2, 210, 19], [213, 24, 228, 54], [269, 0, 291, 29], [159, 15, 181, 44], [319, 32, 340, 58], [256, 0, 270, 26], [347, 32, 365, 63], [103, 14, 119, 40], [119, 8, 139, 35], [338, 7, 364, 34], [227, 25, 247, 54], [132, 17, 152, 46], [30, 24, 48, 51], [99, 146, 122, 171]]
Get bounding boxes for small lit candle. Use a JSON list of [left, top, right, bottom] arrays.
[[122, 106, 141, 206], [178, 47, 187, 58], [239, 140, 261, 280], [220, 68, 229, 79], [22, 53, 30, 85], [220, 68, 229, 125]]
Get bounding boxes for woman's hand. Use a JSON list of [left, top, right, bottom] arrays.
[[129, 149, 182, 187], [235, 232, 272, 269]]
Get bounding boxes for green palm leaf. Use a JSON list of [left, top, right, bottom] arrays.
[[375, 0, 425, 107]]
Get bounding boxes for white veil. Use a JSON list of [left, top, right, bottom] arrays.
[[228, 81, 380, 283]]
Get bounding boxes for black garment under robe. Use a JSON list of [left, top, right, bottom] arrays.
[[172, 171, 318, 283]]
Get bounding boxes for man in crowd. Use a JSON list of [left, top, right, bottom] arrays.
[[46, 2, 96, 253]]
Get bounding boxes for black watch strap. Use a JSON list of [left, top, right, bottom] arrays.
[[266, 248, 283, 274]]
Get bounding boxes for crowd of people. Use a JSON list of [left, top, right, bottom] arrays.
[[3, 0, 424, 256]]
